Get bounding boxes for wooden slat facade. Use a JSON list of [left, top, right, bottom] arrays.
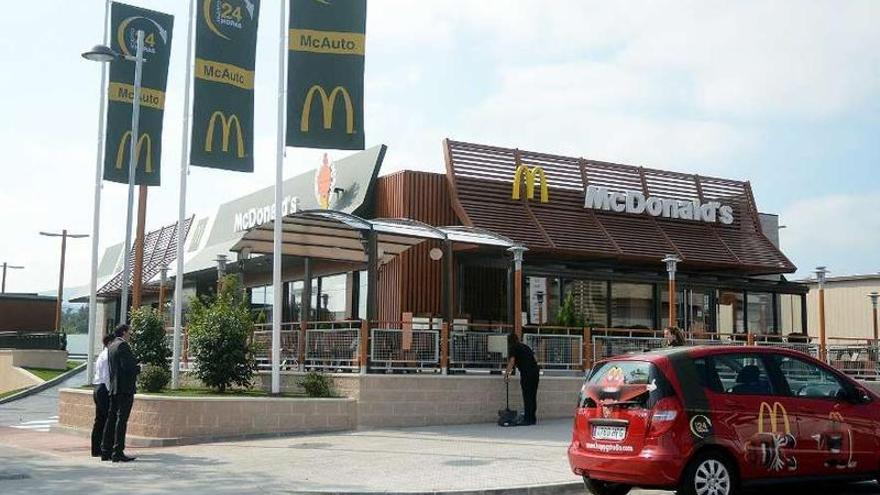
[[443, 139, 796, 274], [374, 171, 460, 321]]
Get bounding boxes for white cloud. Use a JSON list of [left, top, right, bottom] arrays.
[[780, 193, 880, 278]]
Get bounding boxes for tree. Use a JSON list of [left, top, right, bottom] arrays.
[[188, 275, 257, 393], [130, 306, 171, 367], [556, 292, 585, 328]]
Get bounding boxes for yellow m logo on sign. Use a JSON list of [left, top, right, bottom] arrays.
[[511, 164, 549, 203], [205, 111, 245, 158], [300, 85, 354, 134], [115, 131, 153, 173], [758, 401, 792, 434]]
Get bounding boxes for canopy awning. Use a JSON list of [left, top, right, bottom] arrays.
[[230, 210, 516, 262]]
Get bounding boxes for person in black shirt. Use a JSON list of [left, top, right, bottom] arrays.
[[503, 332, 540, 425]]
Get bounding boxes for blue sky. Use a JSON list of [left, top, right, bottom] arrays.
[[0, 0, 878, 294]]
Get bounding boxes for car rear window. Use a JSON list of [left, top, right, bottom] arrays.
[[580, 360, 673, 408]]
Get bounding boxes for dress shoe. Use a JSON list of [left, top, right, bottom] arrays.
[[111, 454, 136, 463], [91, 452, 102, 458], [100, 455, 111, 461]]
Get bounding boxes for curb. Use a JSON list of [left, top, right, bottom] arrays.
[[0, 362, 86, 405], [292, 482, 584, 495]]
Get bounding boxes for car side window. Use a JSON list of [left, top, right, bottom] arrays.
[[778, 356, 848, 400], [710, 354, 776, 395]]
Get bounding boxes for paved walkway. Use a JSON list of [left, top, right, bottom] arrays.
[[1, 378, 879, 494]]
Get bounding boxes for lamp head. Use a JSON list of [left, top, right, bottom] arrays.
[[81, 44, 118, 63]]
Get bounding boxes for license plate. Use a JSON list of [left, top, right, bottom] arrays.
[[592, 425, 626, 441]]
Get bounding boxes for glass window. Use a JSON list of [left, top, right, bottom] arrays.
[[778, 294, 803, 335], [717, 291, 744, 334], [611, 283, 654, 329], [358, 270, 367, 320], [582, 361, 673, 408], [709, 354, 775, 395], [561, 279, 607, 327], [249, 285, 274, 324], [777, 356, 847, 400], [319, 274, 347, 321], [748, 292, 776, 334]]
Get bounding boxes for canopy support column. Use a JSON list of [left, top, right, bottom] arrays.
[[299, 257, 311, 371]]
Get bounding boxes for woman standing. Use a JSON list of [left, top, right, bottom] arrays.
[[503, 332, 540, 426], [664, 326, 687, 347], [91, 334, 114, 457]]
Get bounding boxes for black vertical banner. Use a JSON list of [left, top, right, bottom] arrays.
[[286, 0, 366, 150], [190, 0, 260, 172], [103, 2, 174, 186]]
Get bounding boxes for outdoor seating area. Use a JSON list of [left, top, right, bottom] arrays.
[[168, 322, 880, 380]]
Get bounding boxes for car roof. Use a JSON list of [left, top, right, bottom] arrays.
[[600, 345, 812, 364]]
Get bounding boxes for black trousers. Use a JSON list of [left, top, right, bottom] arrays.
[[91, 384, 109, 455], [101, 393, 134, 457], [520, 371, 540, 424]]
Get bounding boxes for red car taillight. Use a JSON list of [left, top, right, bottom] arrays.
[[646, 397, 682, 438]]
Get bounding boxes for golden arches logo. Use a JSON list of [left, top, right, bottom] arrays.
[[758, 401, 792, 435], [512, 164, 549, 203], [300, 85, 354, 134], [205, 111, 245, 158], [115, 131, 153, 173]]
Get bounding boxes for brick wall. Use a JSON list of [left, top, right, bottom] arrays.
[[59, 389, 356, 445]]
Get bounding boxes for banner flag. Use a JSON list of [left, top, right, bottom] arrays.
[[103, 2, 174, 186], [286, 0, 366, 150], [190, 0, 260, 172]]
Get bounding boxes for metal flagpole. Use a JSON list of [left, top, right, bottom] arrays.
[[172, 0, 196, 389], [272, 0, 289, 395], [119, 30, 145, 325], [86, 0, 111, 386]]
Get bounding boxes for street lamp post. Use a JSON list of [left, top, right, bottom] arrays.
[[1, 262, 24, 293], [815, 266, 829, 362], [82, 30, 147, 326], [869, 291, 879, 343], [507, 245, 528, 338], [40, 230, 88, 332], [216, 254, 228, 293], [662, 254, 681, 331], [158, 265, 170, 318]]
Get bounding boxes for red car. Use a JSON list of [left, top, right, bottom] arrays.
[[568, 346, 879, 495]]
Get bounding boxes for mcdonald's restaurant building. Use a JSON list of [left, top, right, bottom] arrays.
[[80, 139, 808, 342]]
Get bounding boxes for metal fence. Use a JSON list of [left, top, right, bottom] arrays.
[[0, 332, 66, 350], [523, 326, 583, 371], [304, 321, 361, 372], [826, 339, 879, 381], [251, 323, 300, 371], [370, 323, 440, 372], [448, 323, 510, 372]]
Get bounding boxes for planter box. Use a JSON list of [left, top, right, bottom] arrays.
[[58, 388, 356, 446]]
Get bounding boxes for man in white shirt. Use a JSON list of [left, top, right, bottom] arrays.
[[91, 334, 114, 457]]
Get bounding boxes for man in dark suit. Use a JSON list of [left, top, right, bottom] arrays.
[[101, 324, 140, 462]]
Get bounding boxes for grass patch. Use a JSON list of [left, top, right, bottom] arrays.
[[23, 361, 81, 381], [0, 387, 27, 399]]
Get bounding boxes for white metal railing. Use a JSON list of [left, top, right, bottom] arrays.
[[524, 331, 583, 370], [370, 327, 440, 371], [448, 324, 510, 371], [304, 322, 360, 371]]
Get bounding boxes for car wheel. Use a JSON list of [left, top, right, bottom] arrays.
[[679, 451, 737, 495], [582, 476, 631, 495]]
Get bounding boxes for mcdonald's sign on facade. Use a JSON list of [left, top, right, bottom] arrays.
[[103, 3, 174, 186], [205, 111, 246, 158], [512, 164, 549, 203], [287, 0, 366, 150]]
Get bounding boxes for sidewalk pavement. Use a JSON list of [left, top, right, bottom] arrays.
[[2, 416, 878, 495], [0, 418, 592, 494]]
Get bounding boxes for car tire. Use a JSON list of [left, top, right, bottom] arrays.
[[678, 451, 737, 495], [582, 476, 631, 495]]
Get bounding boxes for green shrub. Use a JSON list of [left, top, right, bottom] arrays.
[[188, 275, 257, 393], [555, 292, 586, 328], [299, 371, 335, 398], [138, 364, 170, 392], [130, 307, 171, 367]]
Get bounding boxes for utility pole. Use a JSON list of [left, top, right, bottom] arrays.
[[40, 230, 88, 332], [132, 184, 149, 309], [1, 262, 24, 293]]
